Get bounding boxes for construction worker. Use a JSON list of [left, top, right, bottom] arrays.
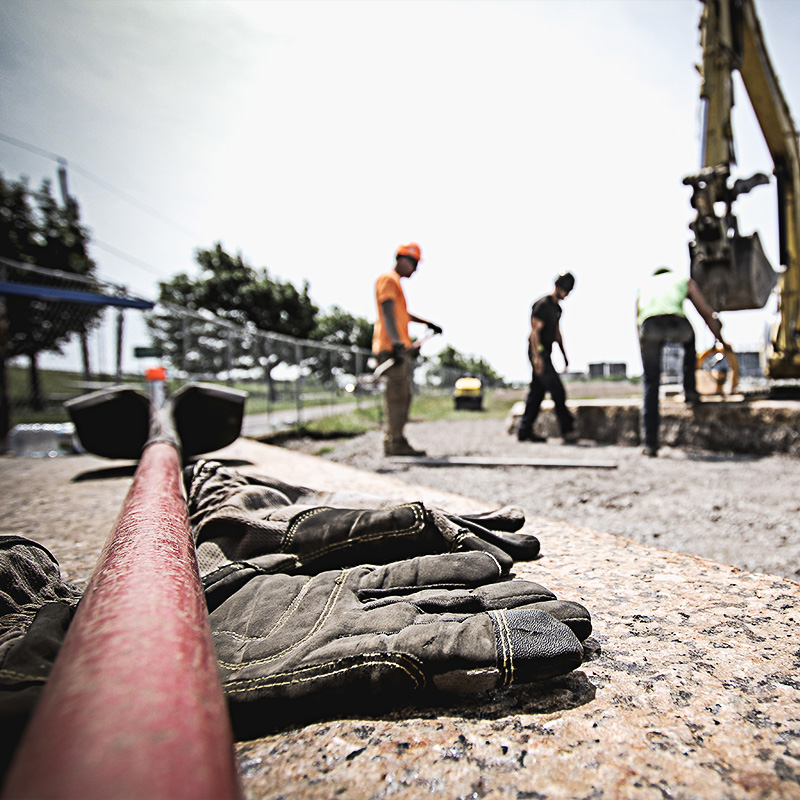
[[373, 243, 442, 457], [636, 266, 727, 457], [517, 272, 578, 445]]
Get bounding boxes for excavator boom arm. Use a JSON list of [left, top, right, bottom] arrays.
[[687, 0, 800, 378]]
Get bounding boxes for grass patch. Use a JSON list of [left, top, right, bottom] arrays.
[[264, 390, 523, 447], [410, 389, 522, 422], [261, 405, 383, 445]]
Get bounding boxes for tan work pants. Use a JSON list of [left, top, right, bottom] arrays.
[[378, 353, 412, 446]]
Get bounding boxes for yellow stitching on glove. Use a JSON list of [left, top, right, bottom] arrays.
[[216, 569, 354, 669], [222, 652, 426, 692], [282, 503, 426, 557]]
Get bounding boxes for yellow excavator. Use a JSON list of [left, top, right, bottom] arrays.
[[683, 0, 800, 383]]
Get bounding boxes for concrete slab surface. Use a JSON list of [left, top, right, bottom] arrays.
[[2, 438, 800, 799], [210, 440, 800, 800]]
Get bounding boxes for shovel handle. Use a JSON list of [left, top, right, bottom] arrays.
[[373, 331, 439, 379], [2, 441, 243, 800]]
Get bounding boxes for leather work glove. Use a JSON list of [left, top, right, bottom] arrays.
[[208, 551, 591, 722], [0, 537, 82, 770], [428, 323, 443, 336], [184, 461, 541, 590]]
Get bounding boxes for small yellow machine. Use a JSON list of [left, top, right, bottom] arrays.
[[453, 376, 483, 411]]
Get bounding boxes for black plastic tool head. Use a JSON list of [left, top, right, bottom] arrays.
[[169, 383, 247, 457], [65, 382, 247, 460], [65, 386, 151, 460]]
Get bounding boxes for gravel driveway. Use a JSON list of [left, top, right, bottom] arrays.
[[286, 416, 800, 583]]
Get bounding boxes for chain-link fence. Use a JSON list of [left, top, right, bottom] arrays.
[[2, 261, 488, 441], [144, 303, 383, 438], [1, 258, 155, 429]]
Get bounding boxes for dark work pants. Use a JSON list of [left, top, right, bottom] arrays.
[[518, 356, 575, 438], [639, 314, 697, 451]]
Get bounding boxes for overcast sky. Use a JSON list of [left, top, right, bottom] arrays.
[[2, 0, 800, 382]]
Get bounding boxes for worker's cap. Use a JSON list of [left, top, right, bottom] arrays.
[[555, 272, 575, 291], [653, 266, 672, 275], [396, 243, 422, 263]]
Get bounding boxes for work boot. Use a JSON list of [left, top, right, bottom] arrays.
[[642, 446, 658, 457], [518, 431, 546, 443], [384, 438, 427, 457], [562, 430, 579, 444]]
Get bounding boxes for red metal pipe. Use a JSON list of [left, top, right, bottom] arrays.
[[2, 442, 243, 800]]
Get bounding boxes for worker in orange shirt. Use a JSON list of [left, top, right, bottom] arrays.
[[373, 243, 442, 457]]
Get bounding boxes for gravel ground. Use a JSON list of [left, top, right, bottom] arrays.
[[2, 414, 798, 587], [284, 416, 800, 583]]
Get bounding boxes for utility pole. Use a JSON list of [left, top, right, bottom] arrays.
[[58, 158, 93, 380]]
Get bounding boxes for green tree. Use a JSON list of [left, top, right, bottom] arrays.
[[34, 178, 102, 379], [0, 174, 100, 416], [309, 305, 373, 382], [147, 243, 319, 385], [436, 344, 470, 374], [430, 344, 506, 388]]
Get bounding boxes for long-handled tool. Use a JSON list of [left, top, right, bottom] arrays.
[[373, 330, 439, 379], [3, 383, 247, 800]]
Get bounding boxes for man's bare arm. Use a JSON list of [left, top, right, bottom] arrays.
[[687, 279, 726, 344], [380, 299, 403, 351], [530, 317, 545, 374], [408, 312, 442, 336]]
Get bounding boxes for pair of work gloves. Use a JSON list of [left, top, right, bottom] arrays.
[[184, 461, 592, 726]]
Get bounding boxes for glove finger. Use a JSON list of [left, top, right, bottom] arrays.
[[357, 552, 504, 598], [383, 608, 584, 693], [426, 509, 513, 574], [487, 607, 584, 687], [450, 515, 540, 561], [523, 599, 592, 641], [359, 584, 591, 641], [457, 506, 526, 533], [448, 534, 514, 575], [473, 528, 540, 562], [361, 580, 557, 614]]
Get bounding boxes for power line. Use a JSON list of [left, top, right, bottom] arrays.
[[0, 130, 203, 285], [0, 131, 62, 163], [91, 240, 174, 281], [0, 130, 202, 241], [68, 162, 201, 241]]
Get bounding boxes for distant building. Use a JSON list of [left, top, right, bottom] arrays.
[[588, 362, 628, 379]]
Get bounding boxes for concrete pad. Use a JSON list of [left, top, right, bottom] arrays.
[[388, 455, 618, 468], [209, 439, 800, 799], [507, 396, 800, 455]]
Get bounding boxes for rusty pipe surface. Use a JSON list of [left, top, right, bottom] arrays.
[[2, 442, 243, 800]]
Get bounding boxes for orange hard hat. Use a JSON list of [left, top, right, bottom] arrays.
[[396, 242, 422, 262]]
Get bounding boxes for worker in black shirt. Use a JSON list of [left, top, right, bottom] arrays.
[[517, 273, 578, 444]]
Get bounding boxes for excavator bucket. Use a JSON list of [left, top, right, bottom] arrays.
[[689, 231, 779, 311]]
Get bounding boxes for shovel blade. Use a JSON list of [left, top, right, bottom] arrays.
[[65, 382, 247, 460], [171, 383, 247, 457], [65, 386, 151, 460]]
